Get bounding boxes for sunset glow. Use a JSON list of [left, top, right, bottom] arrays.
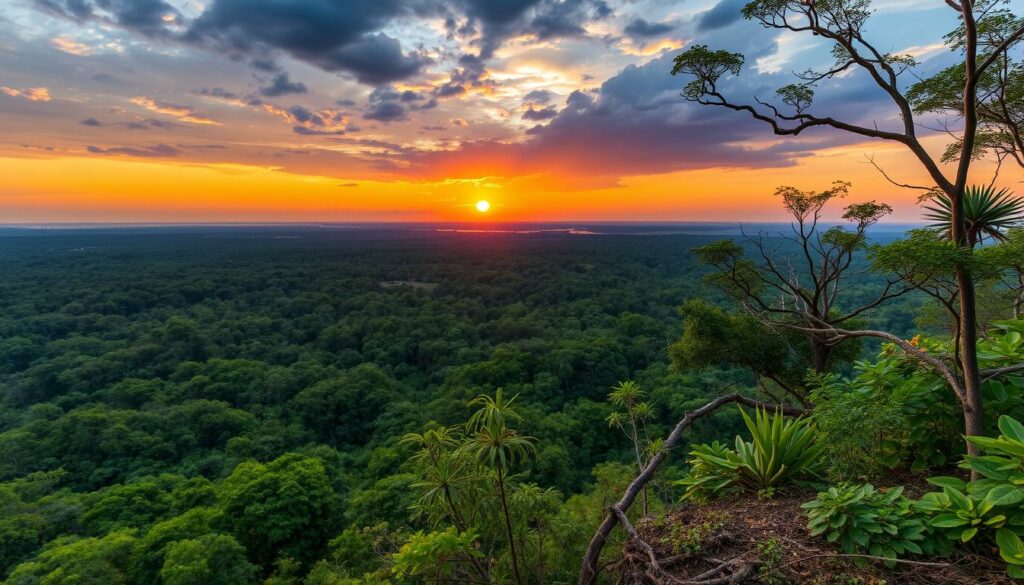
[[0, 0, 1018, 223]]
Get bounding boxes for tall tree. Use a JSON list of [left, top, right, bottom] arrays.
[[692, 181, 901, 374], [671, 0, 1024, 449]]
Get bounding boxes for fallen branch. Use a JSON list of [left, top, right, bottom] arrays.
[[577, 392, 802, 585]]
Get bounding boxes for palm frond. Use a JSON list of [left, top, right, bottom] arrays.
[[924, 185, 1024, 246]]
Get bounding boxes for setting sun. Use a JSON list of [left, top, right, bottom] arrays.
[[475, 200, 491, 213]]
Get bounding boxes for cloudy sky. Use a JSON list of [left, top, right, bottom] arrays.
[[0, 0, 1009, 222]]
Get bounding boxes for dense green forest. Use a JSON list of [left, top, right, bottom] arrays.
[[0, 225, 929, 584]]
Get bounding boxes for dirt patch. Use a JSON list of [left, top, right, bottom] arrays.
[[615, 490, 1013, 585]]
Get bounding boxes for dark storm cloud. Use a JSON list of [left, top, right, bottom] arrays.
[[454, 0, 613, 58], [80, 117, 103, 126], [697, 0, 747, 31], [529, 0, 611, 40], [363, 101, 407, 122], [87, 142, 181, 157], [623, 18, 676, 38], [259, 72, 308, 97], [362, 85, 438, 122], [185, 0, 429, 84], [35, 0, 179, 36]]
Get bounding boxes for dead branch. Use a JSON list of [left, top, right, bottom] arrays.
[[578, 392, 802, 585]]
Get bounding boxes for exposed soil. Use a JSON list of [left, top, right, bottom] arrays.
[[616, 488, 1015, 585]]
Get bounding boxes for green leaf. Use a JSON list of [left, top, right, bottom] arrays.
[[961, 527, 979, 542], [931, 514, 970, 528], [926, 476, 966, 491], [1000, 416, 1024, 443]]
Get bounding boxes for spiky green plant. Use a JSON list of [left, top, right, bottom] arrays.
[[679, 408, 824, 500], [923, 185, 1024, 247], [462, 389, 535, 585]]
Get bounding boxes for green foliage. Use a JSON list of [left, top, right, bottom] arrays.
[[899, 415, 1024, 578], [462, 389, 536, 472], [4, 530, 137, 585], [669, 299, 807, 395], [679, 408, 823, 500], [808, 371, 908, 480], [159, 534, 256, 585], [802, 484, 928, 560], [0, 228, 963, 583], [755, 537, 788, 585], [806, 322, 1024, 476], [663, 511, 730, 555], [923, 185, 1024, 247], [670, 44, 744, 100], [218, 453, 339, 569], [391, 528, 481, 579]]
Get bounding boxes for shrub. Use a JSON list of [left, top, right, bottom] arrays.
[[808, 370, 908, 480], [678, 408, 824, 500], [802, 483, 929, 561]]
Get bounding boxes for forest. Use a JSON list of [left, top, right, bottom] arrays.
[[0, 207, 1021, 584], [3, 0, 1024, 583], [0, 222, 926, 584]]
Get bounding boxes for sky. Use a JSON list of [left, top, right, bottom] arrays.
[[0, 0, 1016, 223]]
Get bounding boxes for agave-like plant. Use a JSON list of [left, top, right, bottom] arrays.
[[678, 407, 825, 500], [923, 185, 1024, 247]]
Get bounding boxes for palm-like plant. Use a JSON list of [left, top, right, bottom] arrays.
[[606, 381, 655, 513], [923, 185, 1024, 247], [402, 428, 467, 522], [678, 408, 824, 500], [462, 389, 536, 585]]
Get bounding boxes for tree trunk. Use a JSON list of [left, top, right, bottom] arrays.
[[809, 336, 831, 374], [497, 468, 524, 585], [957, 267, 985, 456]]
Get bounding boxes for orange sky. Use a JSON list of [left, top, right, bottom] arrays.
[[1, 0, 1016, 224], [2, 135, 1013, 224]]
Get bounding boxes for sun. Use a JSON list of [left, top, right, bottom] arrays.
[[475, 200, 491, 213]]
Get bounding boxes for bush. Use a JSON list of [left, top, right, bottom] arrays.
[[910, 415, 1024, 577], [678, 408, 823, 500], [808, 371, 908, 480], [802, 484, 929, 561]]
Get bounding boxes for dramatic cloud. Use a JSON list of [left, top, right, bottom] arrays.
[[698, 0, 747, 31], [129, 97, 221, 125], [399, 52, 820, 185], [259, 72, 308, 97], [524, 89, 555, 104], [455, 0, 612, 58], [35, 0, 181, 37], [186, 0, 428, 84], [522, 105, 559, 121], [1, 87, 52, 102], [261, 103, 353, 135], [623, 18, 676, 38], [362, 86, 437, 122]]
